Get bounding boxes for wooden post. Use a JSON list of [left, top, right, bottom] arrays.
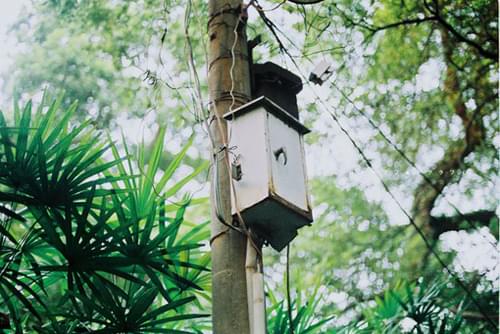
[[207, 0, 252, 333]]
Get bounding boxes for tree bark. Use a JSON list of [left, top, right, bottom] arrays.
[[207, 0, 252, 333], [430, 210, 497, 239]]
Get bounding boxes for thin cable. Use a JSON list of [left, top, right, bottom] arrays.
[[303, 56, 497, 328], [305, 83, 499, 330], [212, 145, 245, 234], [326, 107, 498, 330], [286, 244, 295, 334], [258, 8, 496, 249], [185, 1, 250, 243], [185, 0, 210, 124], [205, 0, 262, 258], [228, 16, 239, 114], [252, 9, 497, 329], [311, 49, 494, 249], [186, 2, 243, 237], [213, 6, 263, 256], [251, 0, 303, 70], [227, 6, 248, 143], [185, 3, 246, 244], [329, 81, 498, 250], [255, 20, 497, 324], [227, 6, 264, 256]]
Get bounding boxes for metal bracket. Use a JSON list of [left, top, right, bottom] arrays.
[[232, 160, 243, 181]]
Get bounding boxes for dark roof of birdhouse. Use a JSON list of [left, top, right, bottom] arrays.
[[252, 62, 303, 95]]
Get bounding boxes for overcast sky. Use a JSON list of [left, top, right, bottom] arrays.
[[0, 0, 30, 105], [0, 1, 28, 67]]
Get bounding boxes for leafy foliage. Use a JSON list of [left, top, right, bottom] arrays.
[[5, 0, 208, 128], [0, 96, 209, 333], [337, 279, 467, 334], [267, 288, 334, 334]]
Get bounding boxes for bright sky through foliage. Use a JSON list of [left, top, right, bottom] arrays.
[[0, 0, 29, 105]]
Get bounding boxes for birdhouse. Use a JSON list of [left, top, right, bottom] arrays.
[[224, 64, 312, 251]]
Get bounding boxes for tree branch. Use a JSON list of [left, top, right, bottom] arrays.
[[367, 16, 437, 33], [423, 0, 498, 61], [449, 306, 499, 321], [336, 1, 498, 62], [434, 15, 498, 61], [332, 3, 436, 35], [430, 210, 498, 239]]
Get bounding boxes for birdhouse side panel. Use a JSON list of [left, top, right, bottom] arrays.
[[229, 107, 270, 214]]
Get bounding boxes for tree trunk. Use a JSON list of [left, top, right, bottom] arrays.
[[207, 0, 252, 333]]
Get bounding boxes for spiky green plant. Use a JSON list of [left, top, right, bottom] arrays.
[[337, 280, 465, 334], [0, 95, 210, 333], [267, 287, 334, 334]]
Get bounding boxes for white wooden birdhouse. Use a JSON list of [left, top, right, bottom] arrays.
[[224, 72, 313, 251]]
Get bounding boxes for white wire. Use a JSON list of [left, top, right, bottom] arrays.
[[227, 12, 242, 144]]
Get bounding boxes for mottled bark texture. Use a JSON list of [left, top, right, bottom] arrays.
[[208, 0, 252, 333]]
